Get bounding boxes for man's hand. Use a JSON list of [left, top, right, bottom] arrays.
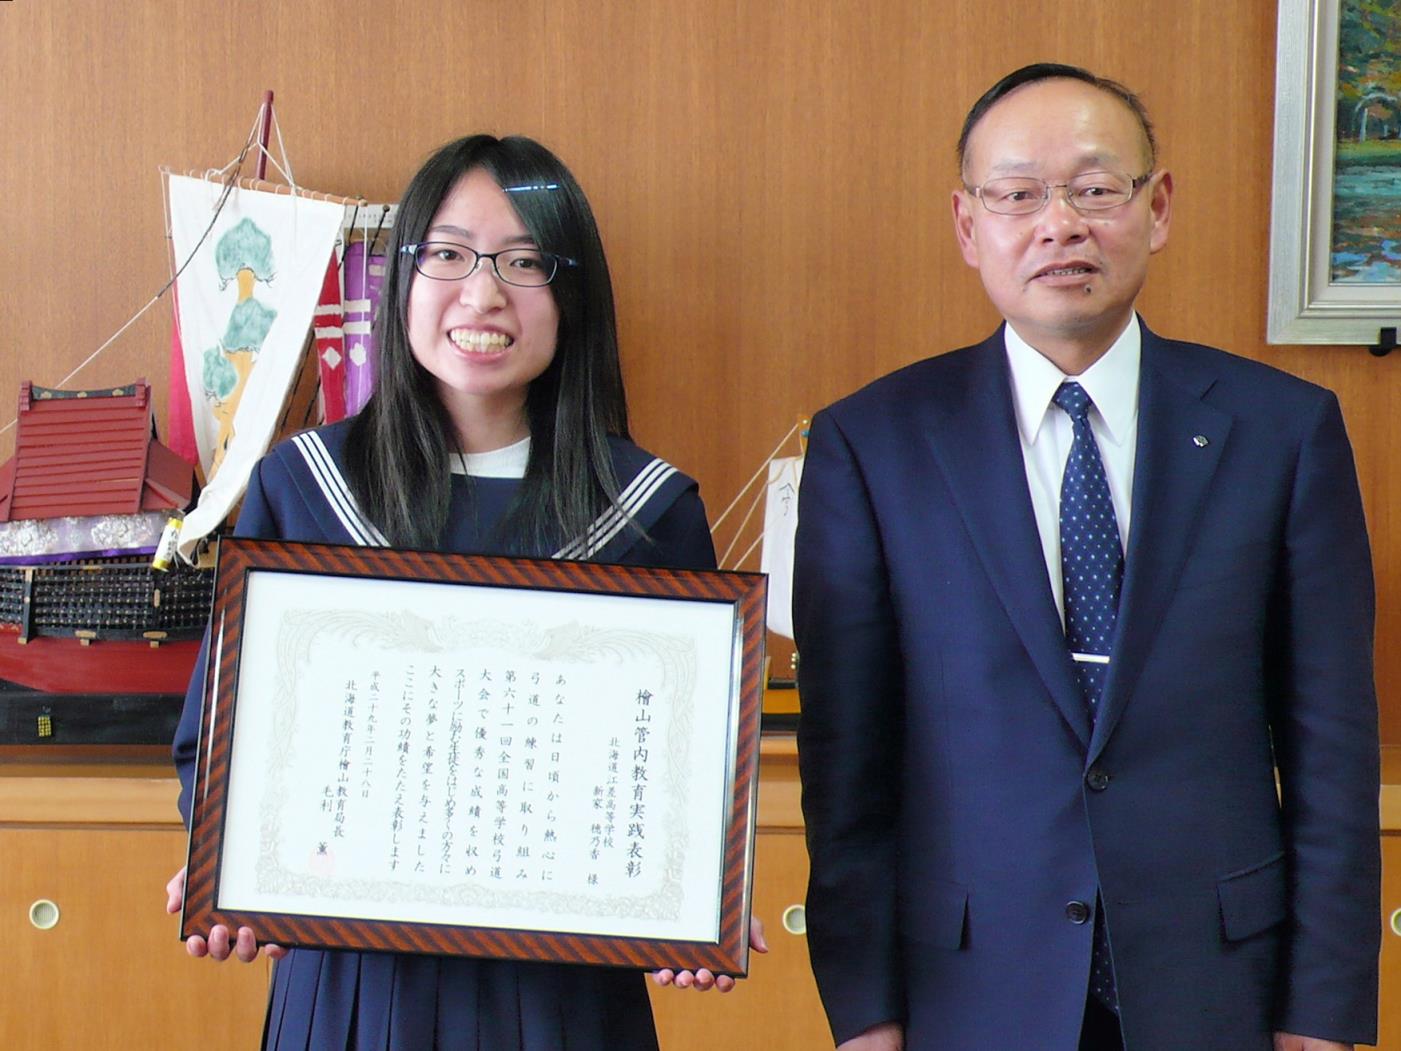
[[837, 1022, 903, 1050], [1273, 1033, 1352, 1051]]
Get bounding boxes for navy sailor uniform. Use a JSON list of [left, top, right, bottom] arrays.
[[173, 418, 716, 1051]]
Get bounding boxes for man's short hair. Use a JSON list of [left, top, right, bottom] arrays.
[[956, 63, 1158, 174]]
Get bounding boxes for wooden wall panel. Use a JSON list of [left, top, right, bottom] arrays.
[[2, 0, 1398, 742]]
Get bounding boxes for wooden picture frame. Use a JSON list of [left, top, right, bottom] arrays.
[[182, 536, 766, 974], [1267, 0, 1401, 345]]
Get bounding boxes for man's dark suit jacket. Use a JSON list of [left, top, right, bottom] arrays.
[[794, 323, 1380, 1051]]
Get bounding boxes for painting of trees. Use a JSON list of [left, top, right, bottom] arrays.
[[1336, 0, 1401, 144]]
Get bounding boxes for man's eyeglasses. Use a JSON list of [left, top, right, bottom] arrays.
[[400, 242, 578, 287], [965, 171, 1153, 216]]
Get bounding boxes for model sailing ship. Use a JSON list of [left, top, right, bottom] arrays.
[[0, 94, 392, 736], [709, 418, 806, 708]]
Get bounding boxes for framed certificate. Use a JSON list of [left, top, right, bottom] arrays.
[[182, 537, 766, 974]]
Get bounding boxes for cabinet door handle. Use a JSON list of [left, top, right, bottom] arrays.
[[29, 899, 61, 931], [781, 904, 806, 936], [1390, 908, 1401, 938]]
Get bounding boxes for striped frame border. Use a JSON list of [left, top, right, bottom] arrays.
[[182, 536, 766, 974]]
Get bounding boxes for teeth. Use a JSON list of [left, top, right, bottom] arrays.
[[1043, 267, 1091, 277], [449, 330, 512, 350]]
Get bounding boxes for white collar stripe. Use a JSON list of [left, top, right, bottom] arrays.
[[291, 432, 389, 547], [292, 433, 380, 546], [553, 458, 676, 560], [290, 433, 369, 544], [551, 459, 672, 560], [564, 466, 672, 559], [553, 458, 671, 559]]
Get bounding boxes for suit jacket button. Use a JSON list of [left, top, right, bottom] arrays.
[[1065, 900, 1091, 924], [1086, 767, 1111, 792]]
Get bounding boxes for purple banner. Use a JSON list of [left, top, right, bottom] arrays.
[[343, 241, 387, 415]]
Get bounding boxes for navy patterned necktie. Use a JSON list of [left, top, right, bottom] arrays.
[[1054, 381, 1123, 716], [1053, 380, 1122, 1015]]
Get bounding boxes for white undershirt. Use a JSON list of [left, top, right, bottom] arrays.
[[449, 436, 530, 479], [1004, 317, 1139, 622]]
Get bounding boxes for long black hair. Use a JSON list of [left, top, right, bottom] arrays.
[[345, 135, 630, 551]]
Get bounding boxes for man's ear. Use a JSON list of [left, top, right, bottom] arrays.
[[952, 189, 981, 268], [1148, 169, 1173, 255]]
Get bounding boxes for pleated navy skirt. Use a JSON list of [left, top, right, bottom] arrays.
[[262, 949, 660, 1051]]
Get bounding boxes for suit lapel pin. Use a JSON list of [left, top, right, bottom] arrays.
[[1192, 435, 1209, 448]]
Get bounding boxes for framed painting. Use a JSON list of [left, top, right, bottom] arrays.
[[181, 536, 766, 975], [1267, 0, 1401, 344]]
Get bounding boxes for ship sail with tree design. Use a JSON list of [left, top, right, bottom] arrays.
[[0, 94, 393, 738]]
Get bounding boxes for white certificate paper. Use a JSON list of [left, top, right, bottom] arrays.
[[215, 569, 741, 945]]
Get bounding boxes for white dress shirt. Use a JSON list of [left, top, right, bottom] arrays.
[[1004, 317, 1139, 624]]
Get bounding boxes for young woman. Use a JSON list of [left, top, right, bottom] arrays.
[[168, 135, 757, 1050]]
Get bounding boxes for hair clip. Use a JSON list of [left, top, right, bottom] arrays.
[[503, 183, 561, 193]]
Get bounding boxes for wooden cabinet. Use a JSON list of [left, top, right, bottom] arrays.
[[2, 744, 1396, 1051], [0, 769, 269, 1051], [650, 830, 832, 1050], [1365, 755, 1401, 1051], [0, 740, 829, 1051], [650, 735, 832, 1049], [1367, 832, 1401, 1051]]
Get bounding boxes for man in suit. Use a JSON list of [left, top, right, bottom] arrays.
[[794, 63, 1380, 1051]]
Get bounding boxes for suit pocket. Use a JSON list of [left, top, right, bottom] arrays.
[[899, 879, 968, 949], [1216, 851, 1286, 941], [1174, 539, 1275, 592]]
